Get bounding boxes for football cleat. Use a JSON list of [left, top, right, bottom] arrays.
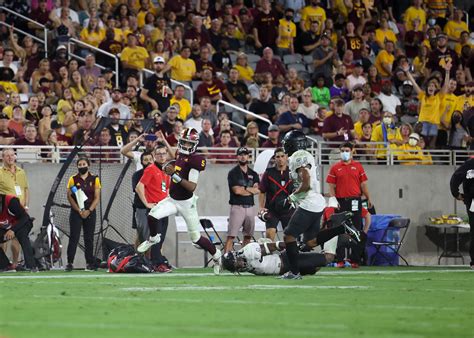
[[155, 264, 172, 273], [65, 263, 73, 272], [137, 234, 162, 253], [336, 261, 345, 268], [343, 222, 361, 243], [277, 271, 302, 280]]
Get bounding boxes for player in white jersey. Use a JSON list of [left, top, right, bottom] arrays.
[[221, 211, 359, 275]]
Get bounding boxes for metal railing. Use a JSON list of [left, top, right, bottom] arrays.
[[140, 68, 194, 105], [228, 120, 269, 140], [0, 6, 48, 57], [67, 38, 120, 88], [216, 100, 272, 127]]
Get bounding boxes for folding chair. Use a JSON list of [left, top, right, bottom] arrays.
[[369, 218, 410, 266], [200, 218, 225, 267]]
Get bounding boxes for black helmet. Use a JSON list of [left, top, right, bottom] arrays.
[[222, 252, 238, 273], [282, 130, 309, 156]]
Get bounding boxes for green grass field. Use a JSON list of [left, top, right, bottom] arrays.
[[0, 267, 473, 338]]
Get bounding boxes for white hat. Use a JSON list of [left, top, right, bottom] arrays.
[[409, 133, 420, 141], [327, 197, 339, 208], [153, 56, 165, 63]]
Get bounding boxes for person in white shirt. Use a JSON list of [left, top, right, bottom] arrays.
[[346, 63, 367, 92], [377, 80, 401, 116], [184, 105, 204, 133], [298, 88, 319, 120], [54, 0, 79, 24], [97, 88, 131, 124]]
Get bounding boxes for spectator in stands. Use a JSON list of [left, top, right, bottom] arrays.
[[164, 46, 196, 83], [310, 106, 326, 139], [70, 70, 87, 101], [353, 108, 371, 140], [14, 123, 45, 146], [140, 56, 172, 113], [165, 119, 183, 146], [184, 105, 204, 133], [371, 111, 403, 161], [8, 106, 25, 137], [276, 8, 296, 56], [276, 96, 309, 133], [79, 54, 101, 92], [255, 47, 286, 79], [344, 85, 370, 122], [212, 39, 233, 73], [0, 113, 17, 145], [31, 59, 54, 93], [311, 75, 331, 108], [374, 40, 395, 79], [38, 105, 53, 143], [50, 120, 71, 146], [399, 81, 420, 125], [427, 33, 459, 78], [194, 46, 217, 80], [170, 85, 191, 121], [374, 17, 397, 49], [399, 122, 414, 144], [107, 108, 128, 147], [212, 130, 235, 164], [448, 111, 471, 150], [196, 69, 235, 105], [198, 118, 214, 147], [378, 80, 401, 116], [214, 117, 240, 147], [2, 92, 21, 119], [242, 121, 262, 147], [0, 148, 30, 271], [225, 147, 259, 252], [369, 97, 384, 126], [80, 17, 105, 48], [248, 85, 276, 135], [322, 98, 356, 144], [346, 62, 366, 92], [300, 0, 326, 33], [120, 33, 150, 79], [98, 28, 123, 58], [0, 49, 18, 75], [226, 67, 251, 109], [404, 18, 425, 59], [66, 156, 101, 271], [395, 132, 424, 165], [199, 96, 218, 128], [454, 31, 472, 57], [184, 15, 211, 49], [97, 88, 131, 123], [24, 96, 41, 127], [29, 0, 51, 34], [299, 20, 320, 55], [261, 124, 281, 148], [54, 65, 70, 98], [444, 9, 468, 43], [235, 53, 255, 84], [312, 33, 336, 86], [63, 99, 83, 137], [330, 74, 350, 101], [252, 0, 279, 53], [298, 88, 318, 120], [54, 0, 79, 24]]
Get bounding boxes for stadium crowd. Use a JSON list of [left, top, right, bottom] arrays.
[[0, 0, 472, 162]]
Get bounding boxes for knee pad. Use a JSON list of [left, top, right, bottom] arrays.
[[190, 231, 201, 243]]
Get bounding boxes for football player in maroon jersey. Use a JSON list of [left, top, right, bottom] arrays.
[[137, 128, 223, 274]]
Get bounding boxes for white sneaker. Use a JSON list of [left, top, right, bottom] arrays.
[[213, 250, 222, 275], [137, 234, 161, 253]]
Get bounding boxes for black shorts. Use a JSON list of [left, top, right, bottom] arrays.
[[284, 207, 322, 241], [266, 210, 293, 230], [281, 251, 326, 275]]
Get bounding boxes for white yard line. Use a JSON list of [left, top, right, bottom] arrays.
[[120, 285, 370, 291], [0, 268, 471, 280]]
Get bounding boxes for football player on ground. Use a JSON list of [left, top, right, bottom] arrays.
[[279, 130, 361, 279], [137, 128, 223, 274]]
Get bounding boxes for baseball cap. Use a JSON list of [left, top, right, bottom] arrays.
[[437, 33, 448, 39], [50, 120, 62, 129], [236, 147, 250, 155], [56, 45, 67, 51], [409, 133, 420, 141], [354, 62, 363, 68], [153, 56, 165, 63], [0, 113, 9, 120], [268, 124, 279, 132], [403, 80, 413, 87]]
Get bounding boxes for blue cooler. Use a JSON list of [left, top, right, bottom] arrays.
[[366, 214, 401, 266]]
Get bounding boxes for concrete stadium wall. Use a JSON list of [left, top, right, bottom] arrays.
[[20, 163, 468, 268]]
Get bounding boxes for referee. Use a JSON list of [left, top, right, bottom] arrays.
[[326, 142, 372, 267], [450, 156, 474, 270]]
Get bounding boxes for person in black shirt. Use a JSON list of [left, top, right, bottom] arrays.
[[258, 148, 294, 241], [248, 85, 276, 135], [225, 147, 260, 252], [107, 108, 128, 147], [450, 156, 474, 269], [140, 56, 172, 113], [298, 21, 321, 55], [226, 68, 251, 106], [427, 33, 460, 78], [212, 39, 233, 73]]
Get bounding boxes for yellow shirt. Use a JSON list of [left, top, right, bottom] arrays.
[[455, 95, 474, 113], [404, 6, 427, 30], [150, 27, 165, 44], [277, 19, 297, 49], [454, 42, 473, 56], [412, 56, 427, 74], [235, 65, 254, 82], [170, 97, 192, 121], [120, 46, 150, 70], [56, 99, 73, 124], [375, 29, 397, 46], [371, 124, 402, 159], [0, 166, 28, 206], [444, 20, 468, 40], [354, 121, 363, 139], [79, 28, 106, 48], [301, 6, 326, 32], [137, 6, 159, 28], [418, 92, 441, 124], [70, 86, 87, 101], [375, 50, 395, 77], [113, 28, 124, 44], [0, 81, 18, 94], [333, 0, 350, 19], [2, 105, 25, 119], [395, 144, 424, 165], [439, 93, 458, 129], [168, 55, 196, 82]]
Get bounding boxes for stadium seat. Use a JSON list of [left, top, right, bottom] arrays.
[[369, 218, 410, 266], [303, 54, 314, 65], [192, 81, 202, 91], [287, 63, 307, 72], [246, 53, 261, 63], [230, 53, 237, 65], [283, 54, 303, 65]]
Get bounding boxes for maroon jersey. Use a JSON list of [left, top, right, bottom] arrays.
[[171, 153, 206, 200]]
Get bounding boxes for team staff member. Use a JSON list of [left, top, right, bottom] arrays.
[[0, 194, 37, 271], [0, 149, 29, 270], [135, 143, 171, 273], [66, 157, 101, 272], [226, 147, 260, 253], [326, 142, 372, 267], [258, 148, 294, 241], [450, 156, 474, 270]]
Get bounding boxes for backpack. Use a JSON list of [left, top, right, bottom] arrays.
[[107, 245, 154, 273]]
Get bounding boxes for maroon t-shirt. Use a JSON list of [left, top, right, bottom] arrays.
[[253, 10, 278, 48], [171, 153, 206, 200], [321, 114, 354, 143], [195, 59, 217, 76], [196, 80, 227, 102]]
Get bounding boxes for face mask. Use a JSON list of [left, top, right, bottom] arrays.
[[428, 18, 436, 26], [285, 15, 293, 21], [408, 139, 417, 147], [78, 167, 88, 175], [383, 117, 392, 125], [452, 116, 461, 124], [340, 151, 351, 161]]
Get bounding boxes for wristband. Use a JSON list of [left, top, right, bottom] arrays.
[[275, 241, 283, 250], [171, 173, 182, 184], [263, 242, 270, 255]]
